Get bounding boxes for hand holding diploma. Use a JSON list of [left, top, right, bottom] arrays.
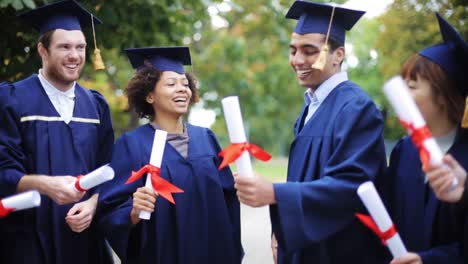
[[383, 76, 458, 187], [125, 129, 183, 220], [423, 154, 467, 203], [43, 176, 85, 205], [234, 172, 277, 207], [0, 190, 41, 218], [356, 181, 407, 258], [130, 186, 158, 225], [221, 96, 275, 207], [73, 164, 115, 192], [390, 252, 422, 264]]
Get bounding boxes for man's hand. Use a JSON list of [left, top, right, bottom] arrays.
[[234, 173, 276, 207], [390, 252, 422, 264], [18, 175, 85, 205], [65, 194, 98, 233], [130, 187, 158, 225], [424, 154, 466, 203], [42, 176, 85, 205]]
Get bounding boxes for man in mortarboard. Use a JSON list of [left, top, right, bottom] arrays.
[[0, 0, 114, 263], [234, 1, 387, 263]]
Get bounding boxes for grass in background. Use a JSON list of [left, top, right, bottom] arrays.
[[253, 157, 288, 183]]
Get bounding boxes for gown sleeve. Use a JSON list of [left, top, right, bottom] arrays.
[[0, 82, 27, 196], [418, 243, 463, 264], [90, 90, 114, 167], [206, 128, 242, 252], [96, 133, 142, 262], [88, 90, 115, 195]]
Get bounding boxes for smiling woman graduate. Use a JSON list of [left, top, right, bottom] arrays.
[[97, 46, 243, 263], [376, 13, 468, 264]]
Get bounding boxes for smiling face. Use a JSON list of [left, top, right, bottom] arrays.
[[146, 71, 192, 119], [289, 33, 344, 90], [38, 29, 86, 90]]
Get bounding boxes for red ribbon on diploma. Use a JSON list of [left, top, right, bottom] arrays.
[[399, 120, 432, 166], [218, 142, 272, 170], [125, 164, 183, 204], [74, 175, 87, 192], [0, 200, 14, 218], [356, 213, 397, 246]]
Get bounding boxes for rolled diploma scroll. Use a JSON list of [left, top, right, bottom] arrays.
[[221, 96, 254, 177], [357, 182, 407, 258], [73, 164, 115, 192], [383, 76, 457, 185], [140, 129, 168, 220], [2, 190, 41, 211]]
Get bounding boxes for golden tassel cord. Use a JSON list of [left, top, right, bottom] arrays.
[[91, 14, 105, 71], [461, 97, 468, 128], [311, 6, 335, 71], [93, 48, 105, 70], [311, 45, 329, 71]]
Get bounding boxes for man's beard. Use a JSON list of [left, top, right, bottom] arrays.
[[47, 62, 82, 87]]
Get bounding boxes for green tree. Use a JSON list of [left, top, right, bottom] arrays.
[[375, 0, 467, 139], [377, 0, 467, 80], [195, 0, 347, 155], [0, 0, 216, 136]]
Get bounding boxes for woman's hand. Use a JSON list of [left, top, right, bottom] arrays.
[[424, 154, 466, 203], [130, 187, 158, 225], [390, 252, 422, 264]]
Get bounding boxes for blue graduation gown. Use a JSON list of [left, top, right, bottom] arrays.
[[270, 80, 387, 263], [462, 193, 468, 263], [97, 123, 243, 264], [0, 75, 114, 264], [376, 130, 467, 264]]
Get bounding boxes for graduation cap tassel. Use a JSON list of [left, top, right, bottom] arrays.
[[461, 97, 468, 128], [311, 6, 335, 71], [91, 14, 105, 71]]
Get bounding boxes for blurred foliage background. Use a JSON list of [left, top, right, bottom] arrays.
[[1, 0, 467, 157]]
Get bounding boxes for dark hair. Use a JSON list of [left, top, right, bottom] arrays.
[[126, 63, 199, 120], [37, 30, 55, 50], [327, 36, 342, 53], [323, 36, 344, 66], [401, 53, 464, 125]]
